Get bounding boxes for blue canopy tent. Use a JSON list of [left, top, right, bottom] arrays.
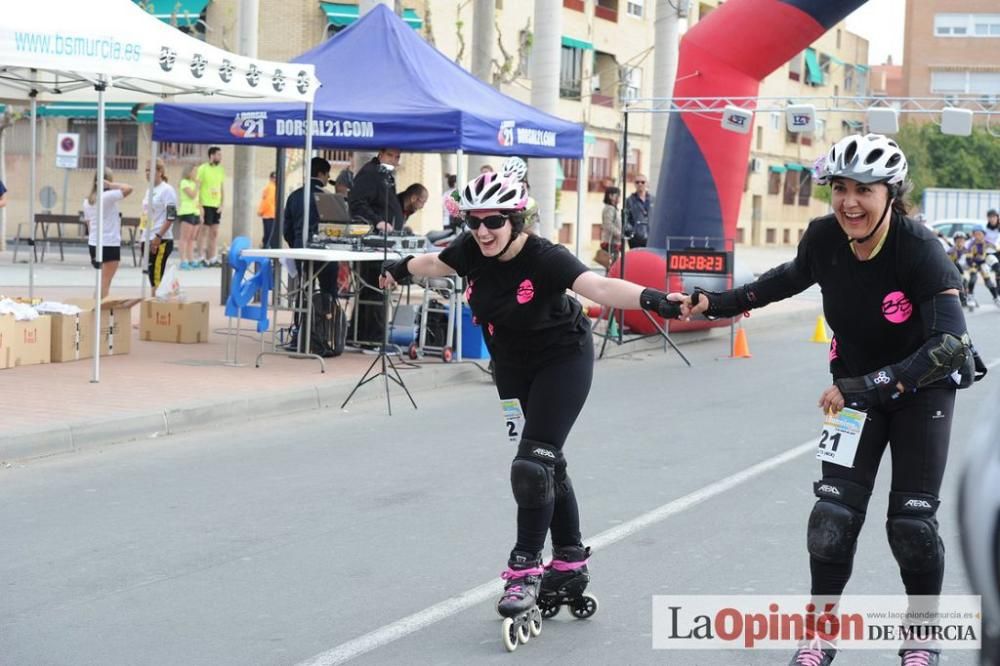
[[152, 5, 584, 158]]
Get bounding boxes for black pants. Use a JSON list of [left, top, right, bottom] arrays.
[[261, 218, 279, 248], [811, 387, 955, 597], [494, 335, 594, 555], [293, 259, 339, 331], [143, 240, 174, 289]]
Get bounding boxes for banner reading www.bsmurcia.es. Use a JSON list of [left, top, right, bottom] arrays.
[[652, 595, 981, 651]]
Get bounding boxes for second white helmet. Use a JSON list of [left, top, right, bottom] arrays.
[[501, 156, 528, 182], [814, 133, 908, 186]]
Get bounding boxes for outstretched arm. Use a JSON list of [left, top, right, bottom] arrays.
[[572, 270, 687, 318], [379, 252, 455, 288]]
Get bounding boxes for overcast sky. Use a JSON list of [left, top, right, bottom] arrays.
[[844, 0, 906, 66]]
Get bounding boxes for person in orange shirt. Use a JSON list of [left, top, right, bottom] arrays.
[[258, 171, 277, 248]]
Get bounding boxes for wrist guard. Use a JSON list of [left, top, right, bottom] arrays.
[[639, 288, 682, 319], [691, 286, 750, 319], [835, 367, 901, 411], [382, 255, 414, 285]]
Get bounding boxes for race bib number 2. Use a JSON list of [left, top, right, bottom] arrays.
[[501, 398, 524, 443], [816, 408, 866, 468]]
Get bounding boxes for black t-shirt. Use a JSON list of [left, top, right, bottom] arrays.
[[789, 214, 962, 377], [438, 233, 591, 365]]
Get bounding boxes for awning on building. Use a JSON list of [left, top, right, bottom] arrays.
[[134, 0, 209, 27], [321, 3, 422, 29], [561, 36, 594, 51], [804, 48, 824, 85], [785, 163, 805, 172], [35, 102, 154, 123], [769, 165, 787, 173], [842, 119, 864, 130]]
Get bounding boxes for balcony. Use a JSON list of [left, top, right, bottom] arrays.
[[595, 0, 618, 22]]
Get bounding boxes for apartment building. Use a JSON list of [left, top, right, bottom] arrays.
[[902, 0, 1000, 115], [1, 0, 657, 256], [690, 1, 870, 246]]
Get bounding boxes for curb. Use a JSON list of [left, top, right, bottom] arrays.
[[1, 304, 822, 463], [0, 360, 489, 463]]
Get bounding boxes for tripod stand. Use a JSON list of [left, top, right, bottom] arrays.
[[341, 166, 417, 415]]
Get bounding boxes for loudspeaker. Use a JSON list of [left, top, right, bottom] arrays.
[[721, 105, 753, 134], [940, 107, 974, 136], [785, 104, 816, 133], [866, 107, 899, 134]]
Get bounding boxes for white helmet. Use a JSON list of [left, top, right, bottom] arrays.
[[813, 133, 908, 186], [501, 156, 528, 182], [459, 172, 527, 211]]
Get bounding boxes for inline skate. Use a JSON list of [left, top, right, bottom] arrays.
[[496, 550, 544, 652], [537, 545, 598, 620]]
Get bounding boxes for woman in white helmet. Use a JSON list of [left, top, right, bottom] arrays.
[[381, 171, 689, 650], [687, 134, 987, 666]]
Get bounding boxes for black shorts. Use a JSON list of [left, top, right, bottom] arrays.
[[180, 213, 200, 225], [202, 207, 221, 226], [88, 244, 121, 264]]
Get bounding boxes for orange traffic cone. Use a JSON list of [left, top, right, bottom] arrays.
[[810, 315, 830, 344], [732, 327, 752, 358]]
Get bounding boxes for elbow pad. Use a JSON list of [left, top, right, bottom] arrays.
[[893, 333, 970, 389], [639, 288, 682, 319]]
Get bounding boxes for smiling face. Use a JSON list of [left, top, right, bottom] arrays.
[[830, 178, 891, 242], [467, 209, 514, 257]]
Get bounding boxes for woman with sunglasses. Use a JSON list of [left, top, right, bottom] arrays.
[[686, 134, 987, 666], [380, 171, 686, 650]]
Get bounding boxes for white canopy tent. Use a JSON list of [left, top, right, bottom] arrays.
[[0, 0, 319, 382]]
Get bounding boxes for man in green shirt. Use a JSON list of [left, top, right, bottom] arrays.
[[196, 146, 225, 266]]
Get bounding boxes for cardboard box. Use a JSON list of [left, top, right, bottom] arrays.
[[0, 314, 14, 369], [140, 300, 210, 344], [10, 315, 51, 367], [50, 298, 140, 362]]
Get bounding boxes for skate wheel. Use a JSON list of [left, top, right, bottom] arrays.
[[501, 617, 518, 652], [529, 607, 543, 637], [570, 593, 599, 619], [539, 602, 560, 619], [408, 343, 419, 360], [516, 621, 530, 644], [441, 346, 453, 363]]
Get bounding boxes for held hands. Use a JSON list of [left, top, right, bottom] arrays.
[[684, 290, 711, 319]]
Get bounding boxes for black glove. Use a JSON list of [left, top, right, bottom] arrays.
[[382, 255, 414, 285], [691, 286, 749, 319], [639, 288, 683, 319], [835, 367, 901, 411]]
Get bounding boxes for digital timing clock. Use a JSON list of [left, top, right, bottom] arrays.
[[665, 249, 730, 275]]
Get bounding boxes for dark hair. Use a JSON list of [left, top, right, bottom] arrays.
[[208, 146, 221, 157], [311, 156, 332, 178], [508, 210, 526, 235], [889, 180, 913, 217], [446, 174, 457, 188], [603, 186, 621, 205], [401, 183, 428, 201], [269, 171, 276, 179]]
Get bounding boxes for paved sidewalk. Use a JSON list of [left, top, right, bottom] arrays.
[[0, 244, 815, 462]]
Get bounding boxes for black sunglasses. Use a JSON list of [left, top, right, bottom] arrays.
[[465, 213, 508, 230]]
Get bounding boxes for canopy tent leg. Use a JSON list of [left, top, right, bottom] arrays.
[[454, 149, 464, 363], [92, 78, 108, 383], [28, 89, 37, 298]]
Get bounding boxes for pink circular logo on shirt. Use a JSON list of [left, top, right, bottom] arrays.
[[882, 291, 912, 324], [516, 279, 535, 304]]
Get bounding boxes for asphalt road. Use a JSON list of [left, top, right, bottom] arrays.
[[2, 308, 998, 666]]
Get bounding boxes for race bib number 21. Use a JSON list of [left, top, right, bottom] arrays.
[[816, 408, 866, 468]]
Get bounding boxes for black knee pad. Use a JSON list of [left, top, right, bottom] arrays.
[[510, 439, 558, 509], [807, 478, 872, 563], [886, 491, 945, 573]]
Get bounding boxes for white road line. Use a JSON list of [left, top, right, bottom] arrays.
[[297, 358, 1000, 665], [294, 439, 818, 666]]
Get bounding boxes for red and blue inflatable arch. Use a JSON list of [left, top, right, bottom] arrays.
[[648, 0, 868, 248]]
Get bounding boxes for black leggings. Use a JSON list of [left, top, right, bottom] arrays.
[[494, 339, 594, 555], [811, 387, 955, 596]]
